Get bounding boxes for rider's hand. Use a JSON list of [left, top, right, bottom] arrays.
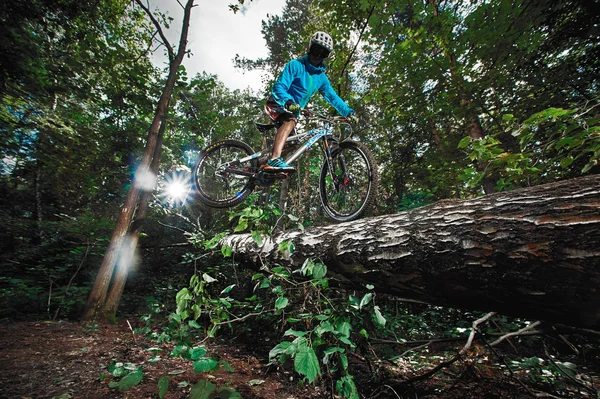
[[349, 114, 359, 124], [286, 102, 301, 113]]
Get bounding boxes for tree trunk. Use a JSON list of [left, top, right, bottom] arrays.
[[83, 0, 195, 322], [99, 117, 166, 320], [223, 174, 600, 329]]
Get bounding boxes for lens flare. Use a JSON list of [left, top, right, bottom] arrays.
[[160, 171, 192, 207]]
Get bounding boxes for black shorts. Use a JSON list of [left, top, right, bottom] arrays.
[[264, 97, 297, 128]]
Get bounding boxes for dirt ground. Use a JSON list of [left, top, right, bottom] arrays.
[[0, 320, 320, 399], [0, 320, 597, 399]]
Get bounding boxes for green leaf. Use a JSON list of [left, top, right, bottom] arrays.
[[373, 306, 387, 327], [359, 293, 373, 309], [294, 346, 321, 383], [251, 230, 263, 246], [189, 346, 208, 360], [259, 278, 270, 289], [158, 376, 170, 399], [284, 329, 308, 338], [221, 284, 236, 295], [315, 321, 334, 336], [335, 374, 359, 399], [194, 357, 219, 373], [322, 347, 345, 365], [189, 320, 202, 329], [221, 244, 233, 257], [171, 345, 189, 357], [312, 262, 327, 279], [458, 136, 472, 149], [335, 320, 351, 338], [234, 217, 248, 232], [269, 341, 292, 361], [118, 369, 143, 391], [175, 288, 192, 315], [560, 155, 574, 168], [275, 297, 289, 310], [278, 241, 295, 256], [340, 353, 349, 370], [190, 380, 216, 399], [339, 336, 356, 348], [217, 386, 241, 398], [220, 361, 235, 373]]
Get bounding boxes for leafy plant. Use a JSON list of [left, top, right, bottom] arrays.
[[265, 259, 386, 399], [508, 356, 577, 386], [458, 106, 600, 190], [189, 379, 240, 399], [106, 362, 144, 391]]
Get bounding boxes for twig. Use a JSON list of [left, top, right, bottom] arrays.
[[372, 336, 469, 345], [126, 319, 137, 344], [489, 321, 542, 347], [553, 324, 600, 338], [460, 311, 496, 355], [492, 319, 519, 354], [338, 6, 376, 95], [369, 384, 403, 399], [398, 341, 433, 358], [397, 352, 463, 385], [210, 310, 272, 327], [575, 101, 600, 119], [134, 0, 174, 62]]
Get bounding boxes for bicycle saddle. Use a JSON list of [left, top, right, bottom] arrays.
[[254, 122, 276, 132]]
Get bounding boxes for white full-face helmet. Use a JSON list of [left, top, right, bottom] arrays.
[[308, 31, 334, 59]]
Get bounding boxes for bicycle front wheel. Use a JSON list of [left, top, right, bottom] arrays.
[[193, 140, 257, 208], [319, 141, 378, 222]]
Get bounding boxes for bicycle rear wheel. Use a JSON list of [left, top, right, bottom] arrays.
[[319, 141, 378, 222], [193, 140, 257, 208]]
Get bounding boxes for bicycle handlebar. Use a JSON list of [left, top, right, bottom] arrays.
[[300, 108, 351, 124]]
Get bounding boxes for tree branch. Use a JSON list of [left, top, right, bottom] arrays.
[[134, 0, 175, 62], [489, 321, 542, 347], [460, 311, 496, 355]]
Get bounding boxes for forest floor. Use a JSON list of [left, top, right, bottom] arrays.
[[0, 319, 598, 399]]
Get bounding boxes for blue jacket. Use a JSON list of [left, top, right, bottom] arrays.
[[271, 55, 354, 117]]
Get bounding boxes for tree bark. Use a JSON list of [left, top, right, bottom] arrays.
[[99, 117, 166, 320], [223, 174, 600, 329], [83, 0, 195, 322]]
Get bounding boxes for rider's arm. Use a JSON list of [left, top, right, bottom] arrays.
[[319, 75, 354, 117], [271, 60, 299, 107]]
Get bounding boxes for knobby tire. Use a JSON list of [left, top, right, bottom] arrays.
[[193, 140, 257, 208], [319, 141, 378, 222]]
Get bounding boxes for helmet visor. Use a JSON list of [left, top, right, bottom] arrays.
[[309, 42, 331, 59]]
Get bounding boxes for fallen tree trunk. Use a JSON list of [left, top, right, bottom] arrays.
[[223, 174, 600, 329]]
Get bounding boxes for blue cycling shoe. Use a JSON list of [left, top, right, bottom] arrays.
[[265, 157, 296, 172]]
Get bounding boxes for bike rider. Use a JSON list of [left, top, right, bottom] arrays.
[[263, 31, 358, 172]]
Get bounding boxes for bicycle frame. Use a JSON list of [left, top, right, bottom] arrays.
[[224, 114, 343, 178]]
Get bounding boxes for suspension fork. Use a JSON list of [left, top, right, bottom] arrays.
[[322, 137, 345, 178]]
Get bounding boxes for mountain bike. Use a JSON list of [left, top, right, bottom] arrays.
[[193, 109, 378, 222]]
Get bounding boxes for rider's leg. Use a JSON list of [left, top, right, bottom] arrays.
[[270, 119, 296, 160]]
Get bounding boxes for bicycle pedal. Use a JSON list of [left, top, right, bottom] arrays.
[[263, 171, 292, 179], [262, 166, 296, 174]]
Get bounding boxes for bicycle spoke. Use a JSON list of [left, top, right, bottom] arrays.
[[194, 140, 257, 208], [319, 141, 377, 222]]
